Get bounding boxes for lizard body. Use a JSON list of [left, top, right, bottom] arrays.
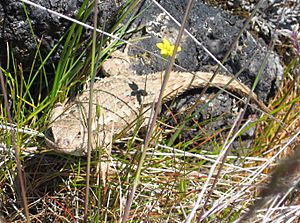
[[45, 70, 269, 156]]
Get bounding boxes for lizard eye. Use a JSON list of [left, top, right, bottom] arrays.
[[45, 128, 55, 142]]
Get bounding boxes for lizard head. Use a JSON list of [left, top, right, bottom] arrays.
[[45, 103, 88, 156]]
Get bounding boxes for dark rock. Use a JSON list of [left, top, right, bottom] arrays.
[[161, 87, 259, 154], [126, 0, 283, 103], [204, 0, 300, 62], [0, 0, 119, 70]]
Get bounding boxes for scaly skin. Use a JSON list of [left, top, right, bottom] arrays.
[[45, 70, 269, 156]]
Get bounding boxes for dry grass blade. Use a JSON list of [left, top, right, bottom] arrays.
[[237, 144, 300, 222]]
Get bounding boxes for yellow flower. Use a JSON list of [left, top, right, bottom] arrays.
[[156, 38, 182, 58]]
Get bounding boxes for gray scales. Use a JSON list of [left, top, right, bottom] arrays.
[[45, 56, 270, 156]]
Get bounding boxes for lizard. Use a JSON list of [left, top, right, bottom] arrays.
[[45, 57, 271, 156]]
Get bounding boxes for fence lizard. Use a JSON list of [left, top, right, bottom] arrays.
[[45, 56, 270, 156]]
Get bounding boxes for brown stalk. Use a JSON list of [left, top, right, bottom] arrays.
[[84, 0, 99, 221], [0, 67, 30, 222]]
